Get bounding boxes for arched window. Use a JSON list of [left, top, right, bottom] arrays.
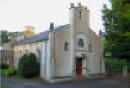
[[37, 48, 41, 60], [89, 44, 92, 52], [64, 42, 69, 51], [78, 39, 84, 48], [79, 10, 82, 19]]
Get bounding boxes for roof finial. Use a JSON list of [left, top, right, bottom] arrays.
[[78, 2, 81, 6], [70, 3, 74, 8], [50, 22, 54, 31], [99, 30, 103, 38]]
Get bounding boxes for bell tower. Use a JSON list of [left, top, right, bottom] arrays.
[[69, 2, 90, 27], [69, 3, 90, 77]]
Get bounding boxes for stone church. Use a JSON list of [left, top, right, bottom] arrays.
[[14, 3, 105, 82]]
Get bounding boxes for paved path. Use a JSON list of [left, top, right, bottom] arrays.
[[1, 76, 130, 88]]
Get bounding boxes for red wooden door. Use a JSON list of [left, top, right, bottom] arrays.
[[76, 59, 82, 76]]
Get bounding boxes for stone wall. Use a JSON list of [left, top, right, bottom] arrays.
[[14, 42, 43, 68]]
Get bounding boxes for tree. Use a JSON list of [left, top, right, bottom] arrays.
[[102, 0, 130, 62], [0, 30, 8, 44]]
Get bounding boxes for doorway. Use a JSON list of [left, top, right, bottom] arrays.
[[76, 59, 82, 76]]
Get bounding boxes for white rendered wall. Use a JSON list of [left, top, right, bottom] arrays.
[[53, 25, 73, 77]]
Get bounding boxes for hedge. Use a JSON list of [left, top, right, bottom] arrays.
[[18, 53, 40, 78], [105, 59, 127, 73]]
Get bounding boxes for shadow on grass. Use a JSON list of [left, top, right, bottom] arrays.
[[0, 69, 44, 82], [0, 86, 8, 88], [10, 74, 44, 82]]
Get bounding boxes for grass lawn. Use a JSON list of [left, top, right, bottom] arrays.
[[0, 69, 8, 76], [25, 76, 43, 82], [11, 75, 43, 82], [10, 74, 43, 82], [0, 86, 8, 88], [0, 69, 43, 82]]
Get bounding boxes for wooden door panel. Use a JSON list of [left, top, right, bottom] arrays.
[[76, 59, 82, 76]]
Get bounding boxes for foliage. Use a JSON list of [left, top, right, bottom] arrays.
[[6, 66, 16, 76], [102, 0, 130, 61], [128, 62, 130, 72], [0, 69, 8, 76], [18, 53, 40, 78], [0, 63, 9, 69], [105, 59, 127, 73], [0, 30, 8, 44], [0, 86, 8, 88]]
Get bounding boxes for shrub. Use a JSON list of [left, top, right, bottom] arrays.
[[6, 66, 16, 76], [0, 63, 9, 69], [18, 53, 40, 78], [105, 59, 127, 75], [128, 63, 130, 72]]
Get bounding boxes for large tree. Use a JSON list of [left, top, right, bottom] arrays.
[[102, 0, 130, 61]]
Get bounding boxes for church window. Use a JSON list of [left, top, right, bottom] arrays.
[[89, 44, 92, 52], [78, 39, 84, 48], [79, 10, 82, 19], [36, 48, 40, 59], [64, 42, 69, 51]]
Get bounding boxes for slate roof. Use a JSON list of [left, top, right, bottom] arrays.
[[14, 31, 49, 46], [55, 24, 69, 32], [14, 24, 69, 46]]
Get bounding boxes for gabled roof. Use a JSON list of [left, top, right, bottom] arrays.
[[14, 24, 69, 46]]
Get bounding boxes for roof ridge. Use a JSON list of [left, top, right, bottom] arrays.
[[14, 24, 69, 46]]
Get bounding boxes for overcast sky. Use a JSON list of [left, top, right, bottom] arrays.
[[0, 0, 110, 34]]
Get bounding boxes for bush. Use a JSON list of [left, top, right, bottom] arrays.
[[128, 63, 130, 72], [0, 63, 9, 69], [18, 53, 40, 78], [6, 66, 16, 76], [105, 59, 127, 76]]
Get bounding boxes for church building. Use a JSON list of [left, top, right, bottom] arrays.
[[14, 3, 105, 82]]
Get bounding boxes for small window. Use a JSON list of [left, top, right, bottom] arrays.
[[89, 44, 92, 52], [64, 42, 69, 51], [78, 39, 84, 48]]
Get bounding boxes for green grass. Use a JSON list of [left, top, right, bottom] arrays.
[[9, 73, 43, 82], [0, 86, 8, 88], [0, 69, 8, 76], [105, 52, 112, 57], [26, 76, 43, 81], [0, 68, 43, 83], [10, 74, 43, 82], [105, 59, 127, 72], [0, 69, 43, 82]]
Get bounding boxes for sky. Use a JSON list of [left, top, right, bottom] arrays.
[[0, 0, 110, 34]]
